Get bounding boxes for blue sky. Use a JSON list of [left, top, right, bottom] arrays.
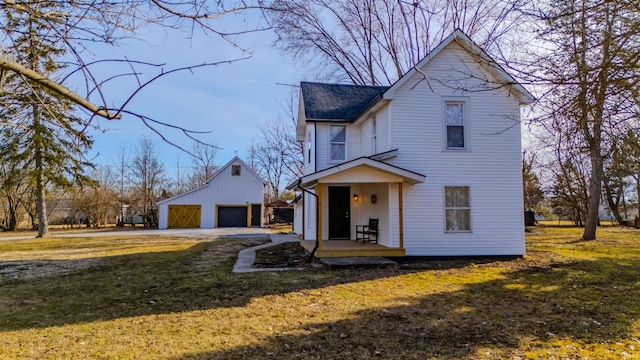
[[81, 16, 303, 176]]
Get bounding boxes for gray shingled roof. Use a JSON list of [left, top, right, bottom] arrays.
[[301, 82, 389, 121]]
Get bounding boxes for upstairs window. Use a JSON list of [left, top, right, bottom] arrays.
[[231, 165, 241, 176], [330, 125, 346, 161], [445, 186, 471, 232], [445, 102, 465, 149]]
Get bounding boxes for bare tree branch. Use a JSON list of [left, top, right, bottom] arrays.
[[0, 58, 121, 119]]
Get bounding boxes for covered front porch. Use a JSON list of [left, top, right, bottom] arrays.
[[295, 156, 425, 258]]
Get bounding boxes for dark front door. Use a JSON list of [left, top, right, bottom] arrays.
[[251, 204, 261, 227], [329, 186, 350, 239]]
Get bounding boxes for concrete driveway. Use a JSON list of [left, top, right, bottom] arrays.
[[0, 227, 271, 241]]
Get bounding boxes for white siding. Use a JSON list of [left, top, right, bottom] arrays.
[[386, 42, 525, 256], [360, 116, 373, 156], [299, 41, 527, 256], [360, 108, 392, 157], [348, 123, 361, 160], [321, 167, 403, 183], [293, 201, 303, 235], [314, 123, 362, 172], [315, 124, 329, 171], [303, 124, 316, 175], [376, 106, 390, 153], [158, 158, 264, 229], [303, 190, 317, 240], [388, 183, 400, 247]]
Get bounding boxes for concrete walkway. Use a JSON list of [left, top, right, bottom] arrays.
[[232, 233, 306, 273]]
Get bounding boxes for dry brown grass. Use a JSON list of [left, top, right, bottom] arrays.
[[0, 226, 639, 359], [267, 223, 294, 234]]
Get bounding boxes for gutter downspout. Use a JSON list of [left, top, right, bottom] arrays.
[[298, 179, 319, 263]]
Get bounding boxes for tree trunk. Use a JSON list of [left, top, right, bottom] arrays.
[[33, 104, 50, 238], [7, 196, 17, 231], [29, 212, 37, 230], [602, 180, 624, 225], [582, 145, 603, 240]]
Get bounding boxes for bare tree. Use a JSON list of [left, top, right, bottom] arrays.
[[278, 88, 304, 179], [527, 0, 640, 239], [267, 0, 532, 85], [253, 121, 289, 201], [602, 138, 632, 225], [253, 112, 304, 200], [620, 129, 640, 223], [74, 166, 119, 227], [112, 146, 131, 226], [550, 156, 589, 227], [0, 131, 29, 230], [187, 142, 220, 189], [129, 137, 166, 227]]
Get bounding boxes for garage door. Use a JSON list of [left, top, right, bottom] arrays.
[[168, 205, 201, 228], [217, 206, 248, 227]]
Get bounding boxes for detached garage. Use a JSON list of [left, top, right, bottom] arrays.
[[157, 157, 265, 229]]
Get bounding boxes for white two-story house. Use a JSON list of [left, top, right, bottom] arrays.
[[291, 30, 534, 258]]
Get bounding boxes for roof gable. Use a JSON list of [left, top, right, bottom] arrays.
[[157, 156, 265, 204], [298, 156, 425, 187], [297, 29, 533, 132], [383, 29, 534, 105], [206, 156, 266, 185], [300, 82, 389, 121]]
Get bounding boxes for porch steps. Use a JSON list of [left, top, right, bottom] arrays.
[[319, 257, 397, 270]]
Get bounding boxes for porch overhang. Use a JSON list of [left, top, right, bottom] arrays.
[[298, 157, 425, 188]]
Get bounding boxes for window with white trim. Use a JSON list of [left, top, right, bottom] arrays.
[[330, 125, 346, 161], [372, 117, 377, 154], [445, 186, 471, 231], [445, 102, 466, 149]]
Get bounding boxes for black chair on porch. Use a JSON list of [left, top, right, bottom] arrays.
[[356, 218, 379, 244]]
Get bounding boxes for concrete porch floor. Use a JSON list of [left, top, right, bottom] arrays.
[[300, 239, 406, 258]]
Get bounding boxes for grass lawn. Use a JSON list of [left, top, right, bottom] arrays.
[[0, 227, 639, 359]]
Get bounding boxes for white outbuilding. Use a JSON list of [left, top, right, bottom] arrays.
[[157, 156, 265, 229]]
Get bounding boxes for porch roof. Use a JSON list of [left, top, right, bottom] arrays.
[[297, 156, 425, 188]]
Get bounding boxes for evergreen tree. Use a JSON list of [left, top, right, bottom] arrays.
[[0, 4, 94, 236], [522, 155, 544, 212]]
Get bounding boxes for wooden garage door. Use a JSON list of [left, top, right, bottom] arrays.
[[217, 206, 248, 227], [168, 205, 201, 228]]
